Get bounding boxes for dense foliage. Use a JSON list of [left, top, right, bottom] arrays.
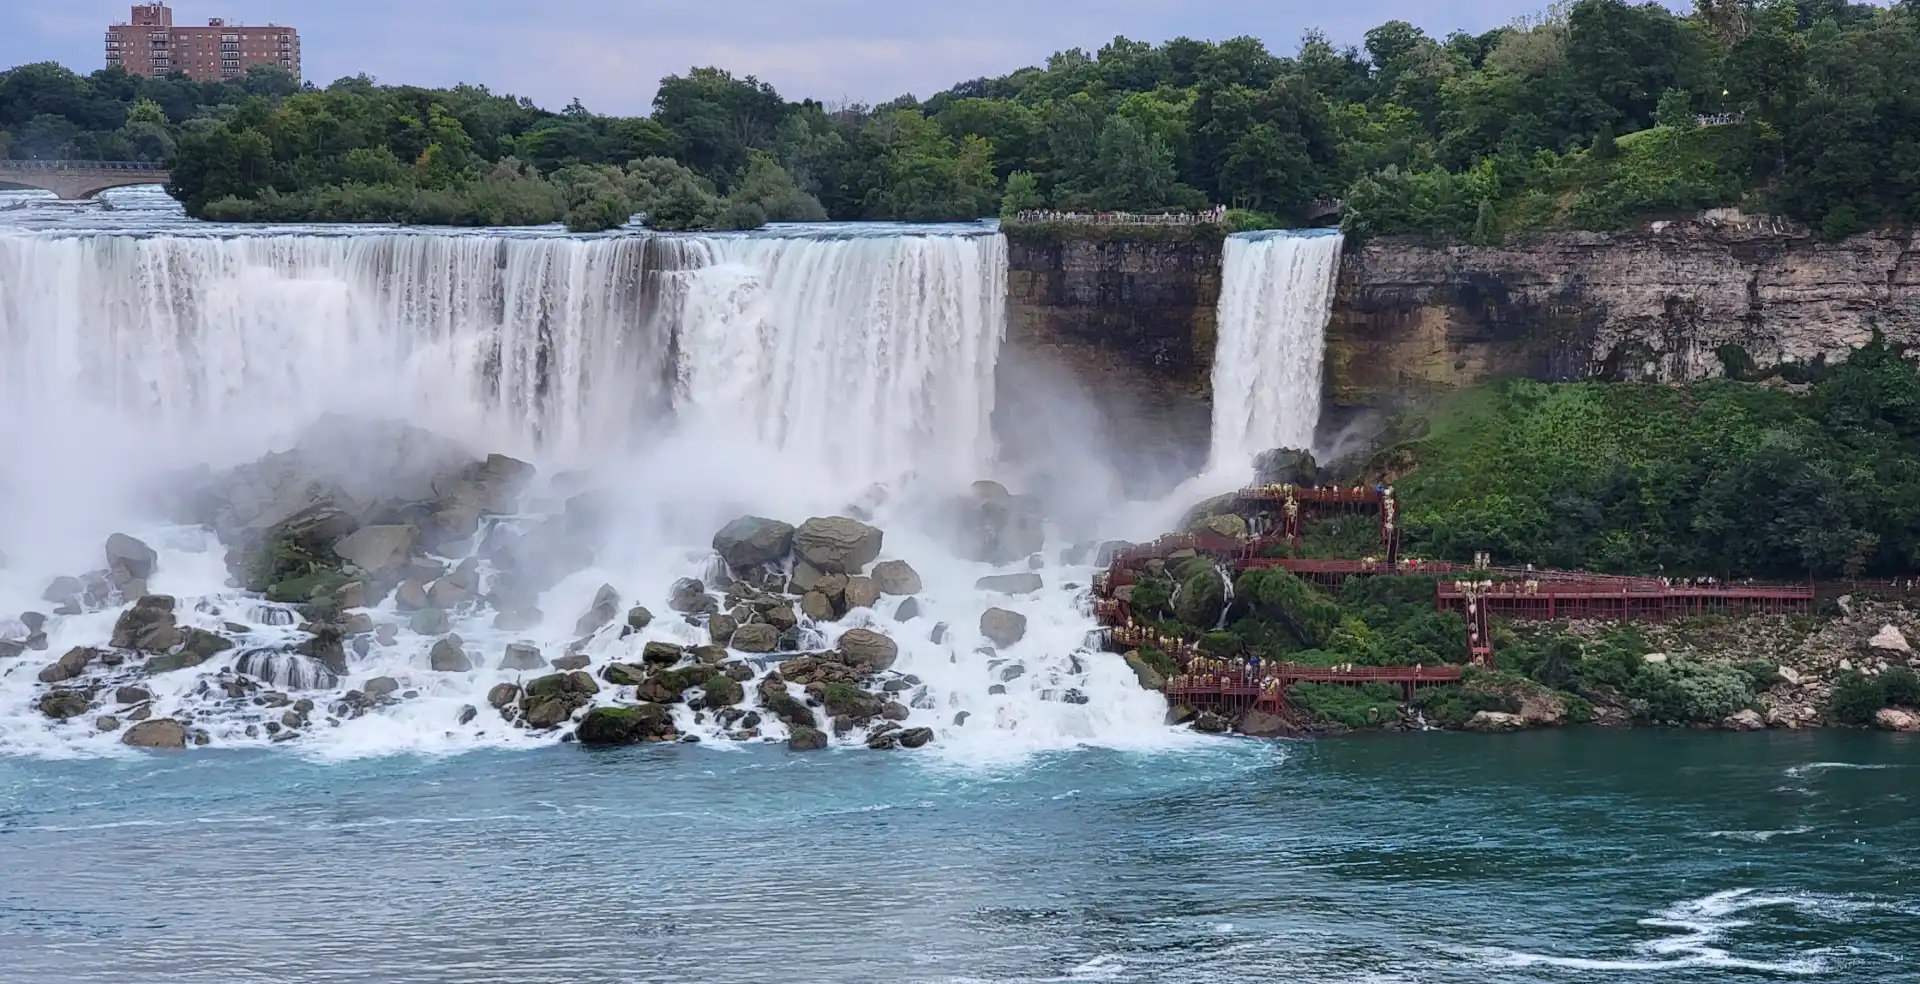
[[6, 0, 1916, 233], [1394, 341, 1920, 579]]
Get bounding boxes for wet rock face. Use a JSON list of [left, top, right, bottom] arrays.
[[123, 718, 189, 748], [712, 516, 796, 570], [793, 517, 884, 574], [871, 560, 922, 596], [111, 595, 183, 652], [980, 608, 1028, 649], [787, 726, 828, 751], [976, 573, 1043, 595], [576, 705, 678, 745], [837, 629, 900, 674]]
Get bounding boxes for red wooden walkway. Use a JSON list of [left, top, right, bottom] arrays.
[[1096, 483, 1821, 671]]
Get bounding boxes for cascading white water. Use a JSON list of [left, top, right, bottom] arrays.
[[672, 232, 1006, 488], [0, 232, 687, 460], [0, 225, 1186, 761], [1208, 230, 1345, 469]]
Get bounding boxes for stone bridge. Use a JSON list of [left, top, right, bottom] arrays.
[[0, 160, 171, 200]]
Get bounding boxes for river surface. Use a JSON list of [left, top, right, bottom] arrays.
[[2, 730, 1913, 983]]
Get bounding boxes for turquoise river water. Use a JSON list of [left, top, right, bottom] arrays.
[[2, 730, 1913, 983]]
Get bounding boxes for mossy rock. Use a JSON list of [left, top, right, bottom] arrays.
[[703, 674, 744, 706], [787, 725, 828, 751], [575, 704, 676, 745], [1172, 566, 1226, 628], [655, 666, 713, 694]]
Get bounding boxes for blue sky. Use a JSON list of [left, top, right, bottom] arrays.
[[8, 1, 1652, 115]]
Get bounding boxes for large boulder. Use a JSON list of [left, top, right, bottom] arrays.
[[1172, 566, 1226, 628], [898, 726, 933, 749], [1237, 708, 1297, 738], [574, 583, 621, 635], [331, 525, 418, 575], [730, 623, 779, 653], [641, 641, 685, 666], [429, 635, 473, 672], [871, 560, 923, 596], [668, 578, 717, 615], [800, 591, 835, 622], [576, 705, 677, 745], [712, 516, 796, 570], [793, 517, 884, 574], [426, 559, 480, 609], [105, 533, 159, 582], [703, 674, 745, 706], [843, 576, 880, 612], [521, 670, 599, 729], [110, 595, 182, 652], [1253, 447, 1319, 486], [1870, 625, 1912, 654], [980, 608, 1028, 648], [123, 718, 189, 748], [838, 628, 900, 673], [1194, 514, 1248, 539], [757, 675, 816, 729], [38, 689, 91, 720], [38, 647, 98, 684], [1123, 651, 1165, 691], [499, 642, 546, 671], [1876, 708, 1920, 733], [976, 573, 1043, 595], [787, 726, 828, 751], [1465, 711, 1526, 733]]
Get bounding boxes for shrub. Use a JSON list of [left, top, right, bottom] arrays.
[[1289, 682, 1401, 729], [1828, 671, 1888, 725], [1625, 658, 1754, 723], [1883, 666, 1920, 707]]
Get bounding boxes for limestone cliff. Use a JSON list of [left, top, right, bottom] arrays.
[[999, 230, 1222, 487], [1328, 223, 1920, 408]]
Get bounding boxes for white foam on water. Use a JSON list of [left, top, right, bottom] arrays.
[[1469, 887, 1914, 975], [1784, 762, 1899, 778], [1208, 229, 1344, 470], [1701, 825, 1816, 843], [0, 226, 1204, 764]]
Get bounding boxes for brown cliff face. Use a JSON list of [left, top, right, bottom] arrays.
[[999, 232, 1222, 488], [1328, 225, 1920, 409]]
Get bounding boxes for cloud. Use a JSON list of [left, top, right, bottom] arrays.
[[2, 0, 1679, 115]]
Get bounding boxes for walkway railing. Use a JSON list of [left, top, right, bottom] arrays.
[[0, 159, 168, 172], [1010, 206, 1227, 227]]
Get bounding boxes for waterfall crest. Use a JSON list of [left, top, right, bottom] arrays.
[[1208, 230, 1345, 469]]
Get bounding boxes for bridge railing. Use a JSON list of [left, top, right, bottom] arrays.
[[0, 160, 168, 172]]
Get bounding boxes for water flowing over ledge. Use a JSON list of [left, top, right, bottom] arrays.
[[1209, 229, 1344, 470]]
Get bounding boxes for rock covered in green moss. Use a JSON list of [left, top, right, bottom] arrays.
[[575, 704, 677, 745]]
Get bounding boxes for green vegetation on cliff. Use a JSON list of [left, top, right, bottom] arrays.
[[8, 1, 1914, 234], [1392, 341, 1920, 580]]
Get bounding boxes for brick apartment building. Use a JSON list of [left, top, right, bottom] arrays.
[[105, 3, 301, 83]]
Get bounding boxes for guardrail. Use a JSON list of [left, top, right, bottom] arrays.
[[0, 160, 168, 172]]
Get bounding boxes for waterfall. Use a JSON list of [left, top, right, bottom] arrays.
[[0, 228, 1006, 485], [0, 224, 1192, 761], [1209, 230, 1344, 469], [671, 231, 1007, 488], [0, 232, 691, 460]]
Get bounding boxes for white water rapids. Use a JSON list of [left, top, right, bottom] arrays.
[[0, 222, 1342, 762]]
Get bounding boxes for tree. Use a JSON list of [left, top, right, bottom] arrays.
[[1094, 115, 1177, 210], [999, 170, 1043, 218], [651, 67, 789, 188], [1656, 88, 1694, 131]]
